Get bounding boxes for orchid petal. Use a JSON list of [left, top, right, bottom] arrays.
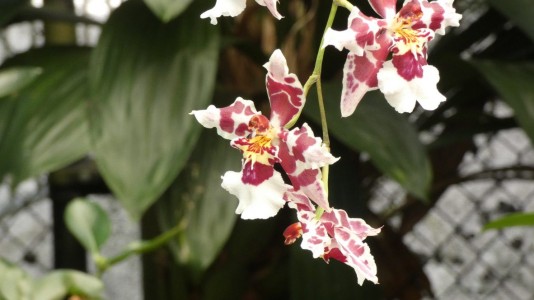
[[333, 229, 379, 284], [255, 0, 283, 20], [322, 209, 382, 240], [340, 34, 391, 117], [190, 97, 258, 140], [221, 163, 288, 219], [285, 123, 338, 169], [200, 0, 247, 25], [377, 60, 445, 113], [286, 192, 331, 258], [278, 124, 336, 210], [323, 9, 384, 56], [418, 0, 462, 35], [368, 0, 397, 19], [264, 49, 304, 128]]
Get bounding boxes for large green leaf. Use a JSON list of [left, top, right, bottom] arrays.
[[0, 67, 42, 98], [488, 0, 534, 41], [157, 131, 239, 276], [0, 47, 91, 184], [143, 0, 193, 22], [32, 271, 103, 300], [64, 198, 111, 255], [304, 83, 432, 200], [88, 1, 219, 219], [472, 60, 534, 145], [484, 212, 534, 230]]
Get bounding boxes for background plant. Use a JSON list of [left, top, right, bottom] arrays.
[[0, 0, 533, 299]]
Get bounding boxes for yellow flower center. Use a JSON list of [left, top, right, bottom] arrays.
[[233, 114, 278, 166], [242, 134, 274, 166], [390, 9, 427, 55]]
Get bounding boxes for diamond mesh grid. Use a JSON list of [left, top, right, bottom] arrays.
[[371, 102, 534, 299]]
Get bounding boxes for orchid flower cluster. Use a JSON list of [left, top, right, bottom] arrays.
[[193, 0, 461, 285]]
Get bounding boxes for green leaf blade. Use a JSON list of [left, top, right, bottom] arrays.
[[488, 0, 534, 41], [157, 131, 240, 276], [64, 198, 111, 254], [484, 212, 534, 230], [304, 83, 432, 200], [0, 47, 91, 184], [89, 1, 220, 220], [472, 60, 534, 145]]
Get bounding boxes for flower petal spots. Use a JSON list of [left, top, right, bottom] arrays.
[[418, 0, 462, 35], [263, 49, 304, 128], [325, 0, 460, 115], [323, 9, 385, 56], [221, 167, 288, 219], [285, 190, 381, 285], [278, 124, 337, 210], [340, 41, 390, 117], [368, 0, 397, 19], [190, 97, 258, 140], [334, 227, 379, 285]]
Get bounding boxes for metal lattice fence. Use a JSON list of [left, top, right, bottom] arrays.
[[371, 102, 534, 300], [0, 178, 52, 277]]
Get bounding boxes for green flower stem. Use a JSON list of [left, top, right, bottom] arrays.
[[334, 0, 354, 11], [94, 219, 186, 276], [302, 1, 339, 220]]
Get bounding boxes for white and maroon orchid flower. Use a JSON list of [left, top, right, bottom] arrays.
[[191, 50, 337, 220], [324, 0, 462, 116], [283, 190, 381, 285], [201, 0, 283, 25]]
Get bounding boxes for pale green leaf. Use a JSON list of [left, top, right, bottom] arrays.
[[64, 198, 111, 254], [0, 258, 31, 300], [0, 47, 91, 184], [304, 83, 432, 200], [88, 1, 219, 219], [0, 67, 42, 98], [143, 0, 193, 22], [32, 270, 103, 300]]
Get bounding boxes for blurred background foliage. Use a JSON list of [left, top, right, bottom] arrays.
[[0, 0, 533, 299]]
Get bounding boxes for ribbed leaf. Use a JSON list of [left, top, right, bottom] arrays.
[[65, 198, 111, 254], [472, 60, 534, 145], [143, 0, 193, 22], [0, 67, 42, 98], [0, 47, 91, 184], [484, 212, 534, 230], [88, 1, 219, 219], [157, 131, 239, 276], [304, 83, 432, 200], [488, 0, 534, 41]]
